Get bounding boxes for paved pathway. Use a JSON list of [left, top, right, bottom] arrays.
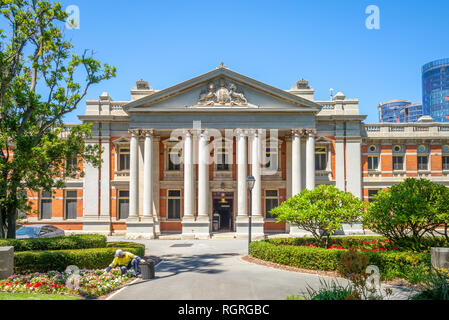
[[107, 238, 417, 300]]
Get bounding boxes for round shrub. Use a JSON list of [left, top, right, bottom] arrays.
[[270, 185, 366, 246], [363, 178, 449, 249]]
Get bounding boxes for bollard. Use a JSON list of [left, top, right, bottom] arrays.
[[431, 247, 449, 269], [0, 247, 14, 280], [140, 261, 155, 280]]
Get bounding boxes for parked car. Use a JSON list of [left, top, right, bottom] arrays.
[[16, 225, 65, 239]]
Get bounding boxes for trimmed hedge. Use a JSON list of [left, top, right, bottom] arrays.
[[249, 240, 431, 283], [13, 242, 145, 274], [0, 234, 107, 252]]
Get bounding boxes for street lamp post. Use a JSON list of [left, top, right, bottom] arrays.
[[247, 175, 256, 254]]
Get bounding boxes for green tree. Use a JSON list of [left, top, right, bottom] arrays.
[[270, 185, 366, 247], [363, 178, 449, 249], [0, 0, 116, 238]]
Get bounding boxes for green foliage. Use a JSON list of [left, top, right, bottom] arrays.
[[411, 268, 449, 300], [305, 279, 355, 300], [363, 178, 449, 249], [0, 234, 107, 252], [250, 239, 431, 283], [270, 185, 366, 246], [0, 0, 116, 238], [14, 244, 145, 273]]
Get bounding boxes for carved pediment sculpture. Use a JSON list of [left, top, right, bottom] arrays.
[[198, 79, 248, 106]]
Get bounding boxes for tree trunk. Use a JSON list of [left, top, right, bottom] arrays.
[[0, 206, 5, 239], [6, 206, 16, 239]]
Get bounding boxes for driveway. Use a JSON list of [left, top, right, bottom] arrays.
[[107, 238, 417, 300]]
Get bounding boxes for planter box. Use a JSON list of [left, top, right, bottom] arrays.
[[431, 247, 449, 269], [0, 247, 14, 280]]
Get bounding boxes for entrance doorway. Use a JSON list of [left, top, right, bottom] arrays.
[[212, 192, 234, 232]]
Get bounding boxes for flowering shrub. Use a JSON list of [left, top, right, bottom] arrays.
[[250, 239, 432, 283], [0, 269, 134, 298], [269, 237, 402, 252]]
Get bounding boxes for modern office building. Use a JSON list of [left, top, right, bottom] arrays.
[[22, 65, 449, 239], [378, 100, 411, 123], [399, 103, 423, 123], [422, 58, 449, 122]]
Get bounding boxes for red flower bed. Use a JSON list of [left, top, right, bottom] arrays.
[[275, 238, 401, 252]]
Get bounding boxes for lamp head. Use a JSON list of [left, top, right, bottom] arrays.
[[247, 175, 256, 191]]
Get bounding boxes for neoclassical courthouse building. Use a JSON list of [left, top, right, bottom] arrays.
[[26, 64, 449, 239]]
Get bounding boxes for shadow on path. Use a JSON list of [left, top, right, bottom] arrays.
[[134, 253, 240, 282]]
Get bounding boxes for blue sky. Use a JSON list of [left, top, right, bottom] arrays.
[[57, 0, 449, 123]]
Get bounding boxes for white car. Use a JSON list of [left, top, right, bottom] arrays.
[[16, 225, 65, 239]]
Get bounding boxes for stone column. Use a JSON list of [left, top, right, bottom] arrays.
[[198, 131, 210, 218], [237, 130, 247, 217], [182, 129, 210, 239], [250, 130, 264, 239], [306, 129, 316, 190], [346, 138, 362, 198], [183, 130, 194, 218], [335, 138, 345, 191], [126, 129, 156, 240], [291, 129, 303, 196], [129, 130, 139, 220], [143, 130, 154, 218], [251, 130, 262, 217]]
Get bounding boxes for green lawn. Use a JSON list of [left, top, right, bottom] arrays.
[[0, 292, 82, 300]]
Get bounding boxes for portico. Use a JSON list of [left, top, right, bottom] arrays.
[[67, 65, 367, 239]]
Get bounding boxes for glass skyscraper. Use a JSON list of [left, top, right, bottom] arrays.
[[378, 100, 411, 123], [422, 58, 449, 122]]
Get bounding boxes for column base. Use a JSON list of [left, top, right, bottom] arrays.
[[340, 223, 366, 236], [235, 216, 265, 240], [126, 217, 156, 240], [289, 225, 314, 238], [181, 216, 211, 240], [82, 216, 111, 236]]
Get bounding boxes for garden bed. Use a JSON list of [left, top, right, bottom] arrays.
[[0, 269, 136, 299], [249, 237, 432, 284], [0, 234, 150, 299]]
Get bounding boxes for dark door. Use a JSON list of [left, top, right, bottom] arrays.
[[212, 193, 234, 232]]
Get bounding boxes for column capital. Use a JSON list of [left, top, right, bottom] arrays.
[[235, 128, 250, 137], [247, 129, 262, 138], [129, 129, 140, 137], [142, 129, 155, 137], [291, 129, 304, 137], [305, 128, 317, 136], [198, 129, 211, 140]]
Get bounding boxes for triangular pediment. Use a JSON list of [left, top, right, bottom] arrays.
[[123, 67, 322, 113]]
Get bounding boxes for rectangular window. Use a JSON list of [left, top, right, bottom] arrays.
[[265, 147, 279, 170], [368, 156, 379, 171], [418, 156, 428, 171], [66, 157, 78, 171], [315, 147, 327, 171], [118, 190, 129, 220], [118, 147, 130, 171], [216, 147, 230, 171], [40, 191, 52, 220], [167, 189, 181, 220], [265, 190, 279, 219], [393, 156, 404, 171], [368, 190, 380, 203], [443, 156, 449, 170], [65, 190, 78, 220], [167, 147, 181, 171]]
